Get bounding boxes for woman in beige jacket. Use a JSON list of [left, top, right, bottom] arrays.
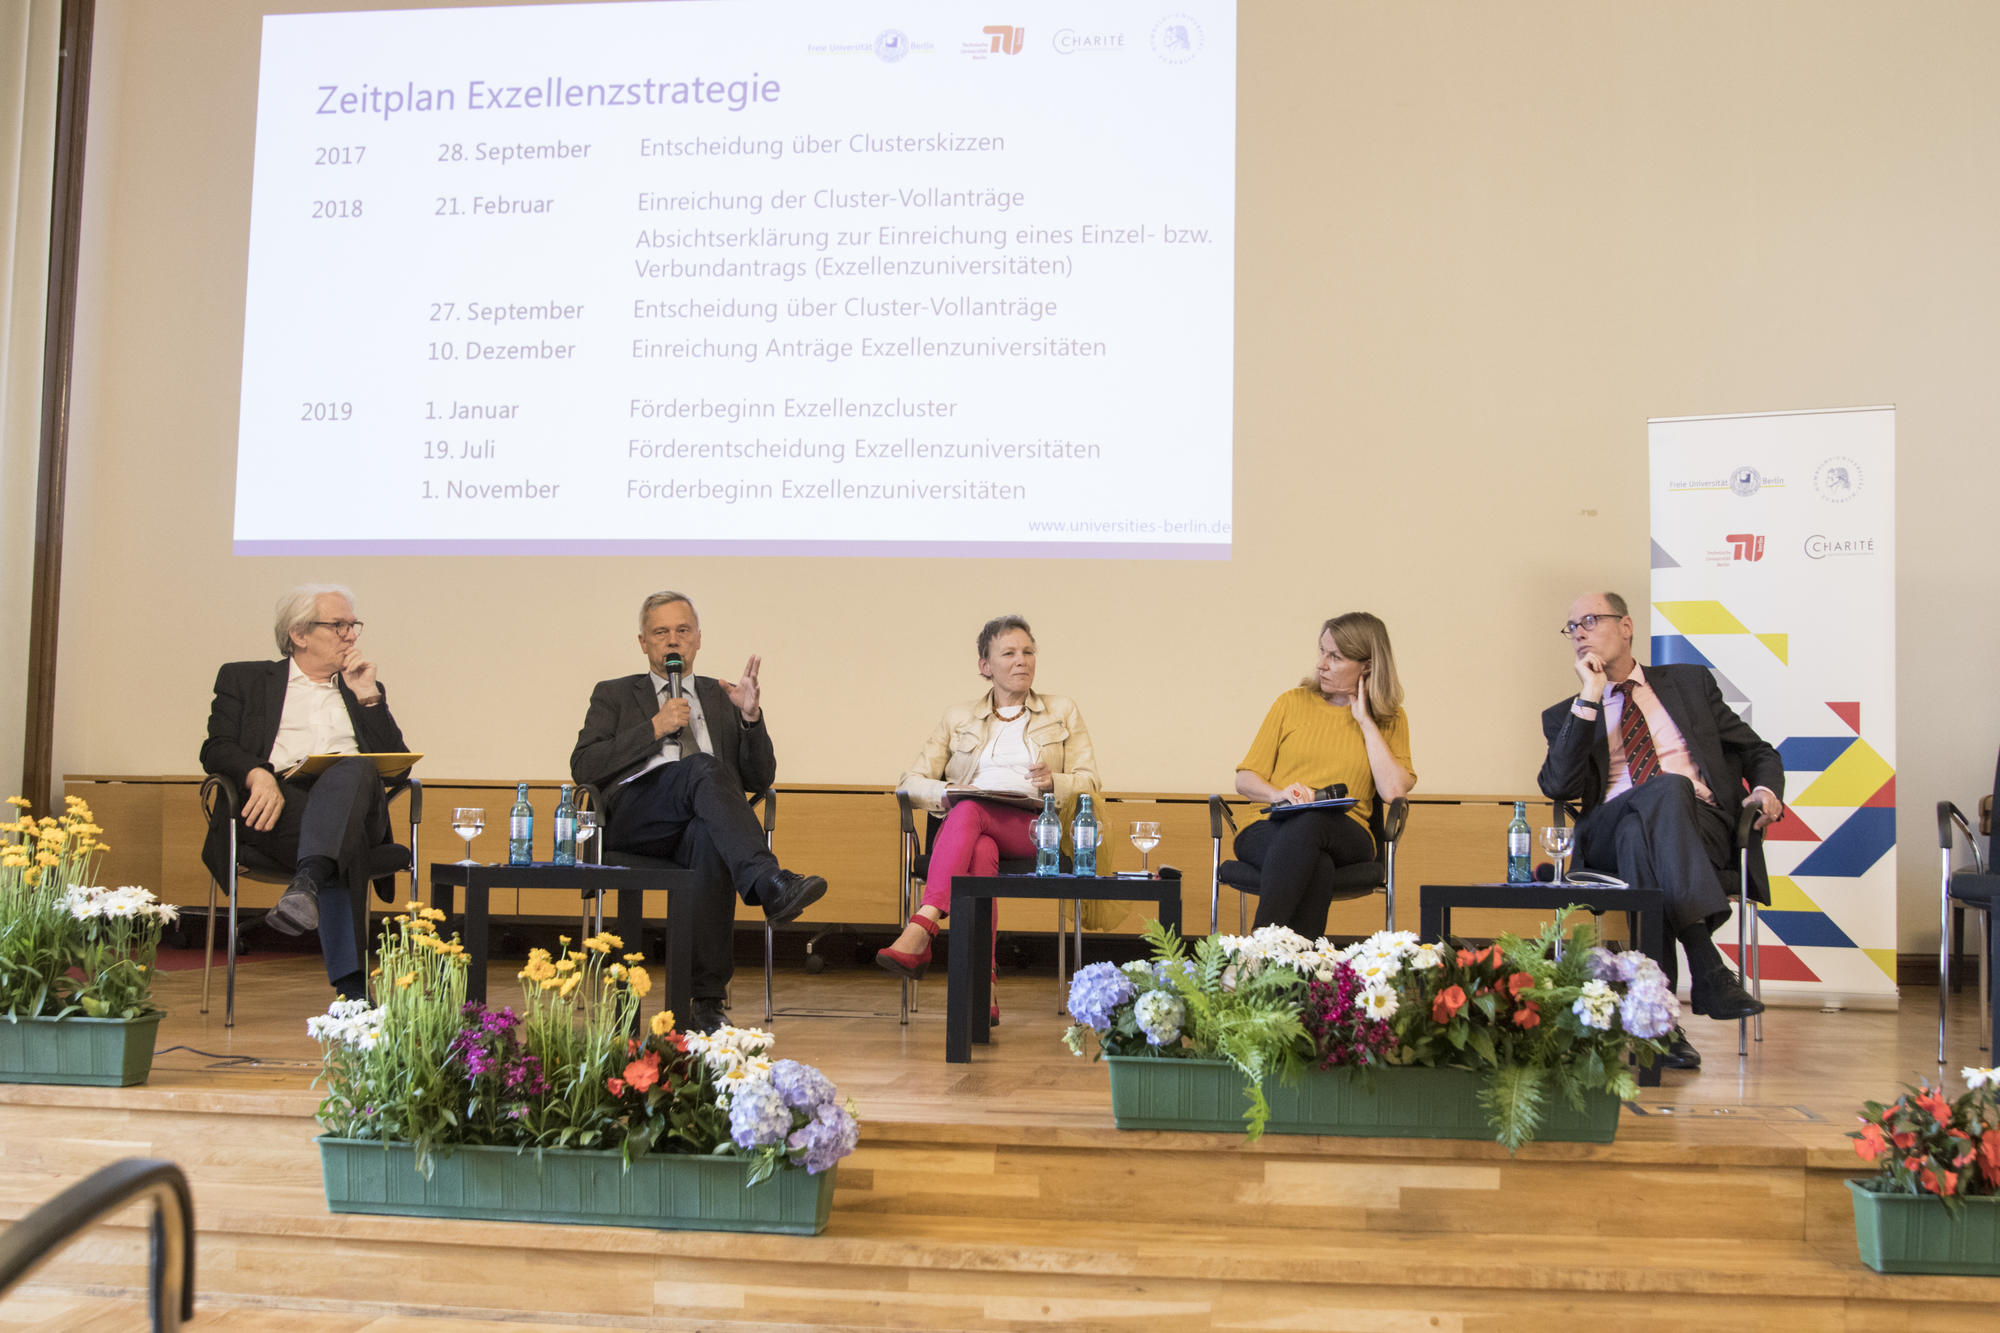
[[881, 615, 1099, 1009]]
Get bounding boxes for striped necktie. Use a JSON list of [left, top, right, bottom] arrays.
[[1616, 681, 1658, 787]]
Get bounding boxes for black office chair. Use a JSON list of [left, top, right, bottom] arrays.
[[1207, 795, 1408, 937], [1936, 746, 1997, 1061], [576, 784, 777, 1021], [894, 793, 1081, 1022], [1554, 798, 1764, 1055], [196, 774, 421, 1028]]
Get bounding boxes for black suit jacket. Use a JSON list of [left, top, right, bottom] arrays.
[[569, 673, 777, 817], [198, 659, 410, 879], [1537, 661, 1785, 902]]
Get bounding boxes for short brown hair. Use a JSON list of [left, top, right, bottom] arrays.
[[977, 614, 1032, 661]]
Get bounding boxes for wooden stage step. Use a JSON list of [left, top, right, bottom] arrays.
[[2, 959, 1993, 1330]]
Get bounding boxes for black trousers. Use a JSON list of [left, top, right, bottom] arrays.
[[605, 755, 778, 1000], [1234, 810, 1377, 937], [234, 756, 388, 984], [1575, 773, 1736, 990]]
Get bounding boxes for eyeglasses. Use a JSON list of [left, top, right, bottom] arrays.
[[1558, 614, 1621, 636], [309, 620, 364, 637]]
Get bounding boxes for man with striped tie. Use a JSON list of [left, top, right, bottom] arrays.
[[1538, 592, 1784, 1068]]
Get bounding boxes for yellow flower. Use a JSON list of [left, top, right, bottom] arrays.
[[559, 975, 580, 999], [395, 914, 410, 925], [540, 977, 560, 991], [396, 971, 417, 988], [419, 907, 446, 923], [554, 957, 576, 973], [5, 796, 31, 808], [584, 936, 611, 954], [627, 966, 653, 999], [35, 852, 57, 867], [24, 867, 39, 885], [650, 1010, 675, 1038], [608, 963, 626, 980], [623, 952, 646, 964], [558, 935, 572, 946], [95, 844, 111, 854], [370, 967, 383, 977]]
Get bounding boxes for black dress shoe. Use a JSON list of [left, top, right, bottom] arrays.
[[758, 870, 828, 924], [1660, 1027, 1701, 1070], [1690, 965, 1765, 1020], [266, 874, 320, 936], [684, 999, 729, 1034]]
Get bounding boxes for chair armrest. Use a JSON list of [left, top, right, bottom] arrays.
[[1382, 797, 1409, 845], [1982, 794, 1992, 838], [895, 790, 918, 836], [1208, 794, 1237, 841], [577, 783, 607, 814], [1553, 801, 1578, 831], [199, 773, 241, 822], [1939, 799, 1964, 850], [752, 787, 777, 835], [399, 775, 423, 823], [1736, 802, 1760, 850]]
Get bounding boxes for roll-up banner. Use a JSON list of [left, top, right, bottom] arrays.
[[1648, 406, 1897, 1006]]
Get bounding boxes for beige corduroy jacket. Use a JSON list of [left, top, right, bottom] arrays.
[[897, 690, 1100, 826]]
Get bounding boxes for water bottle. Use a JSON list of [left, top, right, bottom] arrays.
[[1071, 793, 1101, 878], [1033, 794, 1061, 876], [508, 783, 534, 865], [1506, 800, 1531, 883], [552, 784, 577, 866]]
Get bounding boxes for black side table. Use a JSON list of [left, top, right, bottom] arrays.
[[428, 862, 697, 1020], [945, 872, 1183, 1063], [1419, 881, 1667, 1088]]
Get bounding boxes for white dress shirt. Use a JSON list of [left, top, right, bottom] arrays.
[[268, 659, 359, 773], [622, 672, 718, 786]]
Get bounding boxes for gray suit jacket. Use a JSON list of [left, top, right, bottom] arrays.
[[569, 672, 776, 815]]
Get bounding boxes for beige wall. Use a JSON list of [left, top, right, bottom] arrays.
[[50, 0, 2000, 951]]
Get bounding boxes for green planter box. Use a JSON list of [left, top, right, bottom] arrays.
[[1847, 1180, 2000, 1275], [1106, 1056, 1622, 1143], [318, 1137, 837, 1235], [0, 1012, 162, 1087]]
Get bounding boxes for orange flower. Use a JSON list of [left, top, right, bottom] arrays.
[[622, 1052, 661, 1094], [1854, 1123, 1889, 1163], [1915, 1088, 1952, 1125], [1979, 1131, 2000, 1188], [1456, 948, 1479, 968], [1902, 1155, 1927, 1175], [1891, 1130, 1918, 1150], [1505, 972, 1536, 1000], [606, 1077, 626, 1096], [1918, 1165, 1958, 1196], [1432, 985, 1467, 1023], [1511, 1004, 1541, 1029]]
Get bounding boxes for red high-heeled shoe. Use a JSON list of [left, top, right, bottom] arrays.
[[875, 912, 939, 980]]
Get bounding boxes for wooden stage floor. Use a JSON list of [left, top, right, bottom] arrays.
[[2, 956, 1997, 1331]]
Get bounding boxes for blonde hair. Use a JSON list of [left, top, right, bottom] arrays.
[[1304, 611, 1405, 726]]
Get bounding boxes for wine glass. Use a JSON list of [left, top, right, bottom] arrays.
[[1540, 825, 1575, 884], [1128, 820, 1161, 876], [452, 807, 485, 865], [574, 810, 600, 863]]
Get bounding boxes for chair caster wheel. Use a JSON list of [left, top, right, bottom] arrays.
[[804, 953, 826, 974]]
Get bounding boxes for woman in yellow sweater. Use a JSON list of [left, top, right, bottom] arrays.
[[1233, 612, 1415, 936]]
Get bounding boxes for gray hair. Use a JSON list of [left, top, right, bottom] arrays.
[[976, 614, 1033, 662], [1601, 591, 1630, 617], [274, 583, 353, 657], [639, 590, 698, 628]]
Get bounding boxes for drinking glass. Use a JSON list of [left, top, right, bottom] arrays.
[[575, 810, 600, 862], [1128, 820, 1161, 875], [1540, 825, 1575, 884], [452, 807, 485, 865]]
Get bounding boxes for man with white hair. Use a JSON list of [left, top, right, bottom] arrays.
[[200, 584, 409, 999]]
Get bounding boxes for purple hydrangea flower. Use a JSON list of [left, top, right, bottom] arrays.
[[769, 1059, 835, 1112], [1619, 979, 1680, 1039], [727, 1079, 792, 1150], [787, 1101, 859, 1174], [1066, 962, 1137, 1030]]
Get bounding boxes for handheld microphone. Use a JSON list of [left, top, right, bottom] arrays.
[[663, 652, 685, 701]]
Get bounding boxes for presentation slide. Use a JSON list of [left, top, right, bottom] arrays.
[[233, 1, 1237, 558]]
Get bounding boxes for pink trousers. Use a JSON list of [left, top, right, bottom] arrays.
[[924, 802, 1038, 963]]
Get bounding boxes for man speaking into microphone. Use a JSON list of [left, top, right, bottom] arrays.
[[570, 590, 824, 1032]]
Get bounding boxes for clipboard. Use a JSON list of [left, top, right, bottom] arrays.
[[940, 785, 1042, 813], [285, 751, 423, 780], [1261, 797, 1358, 819]]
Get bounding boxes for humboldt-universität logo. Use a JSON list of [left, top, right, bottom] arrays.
[[1151, 13, 1204, 63], [1813, 455, 1863, 503]]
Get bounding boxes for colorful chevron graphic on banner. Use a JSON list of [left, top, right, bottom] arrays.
[[1651, 600, 1898, 986]]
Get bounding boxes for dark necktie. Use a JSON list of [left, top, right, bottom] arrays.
[[662, 685, 703, 756], [1616, 681, 1658, 787]]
